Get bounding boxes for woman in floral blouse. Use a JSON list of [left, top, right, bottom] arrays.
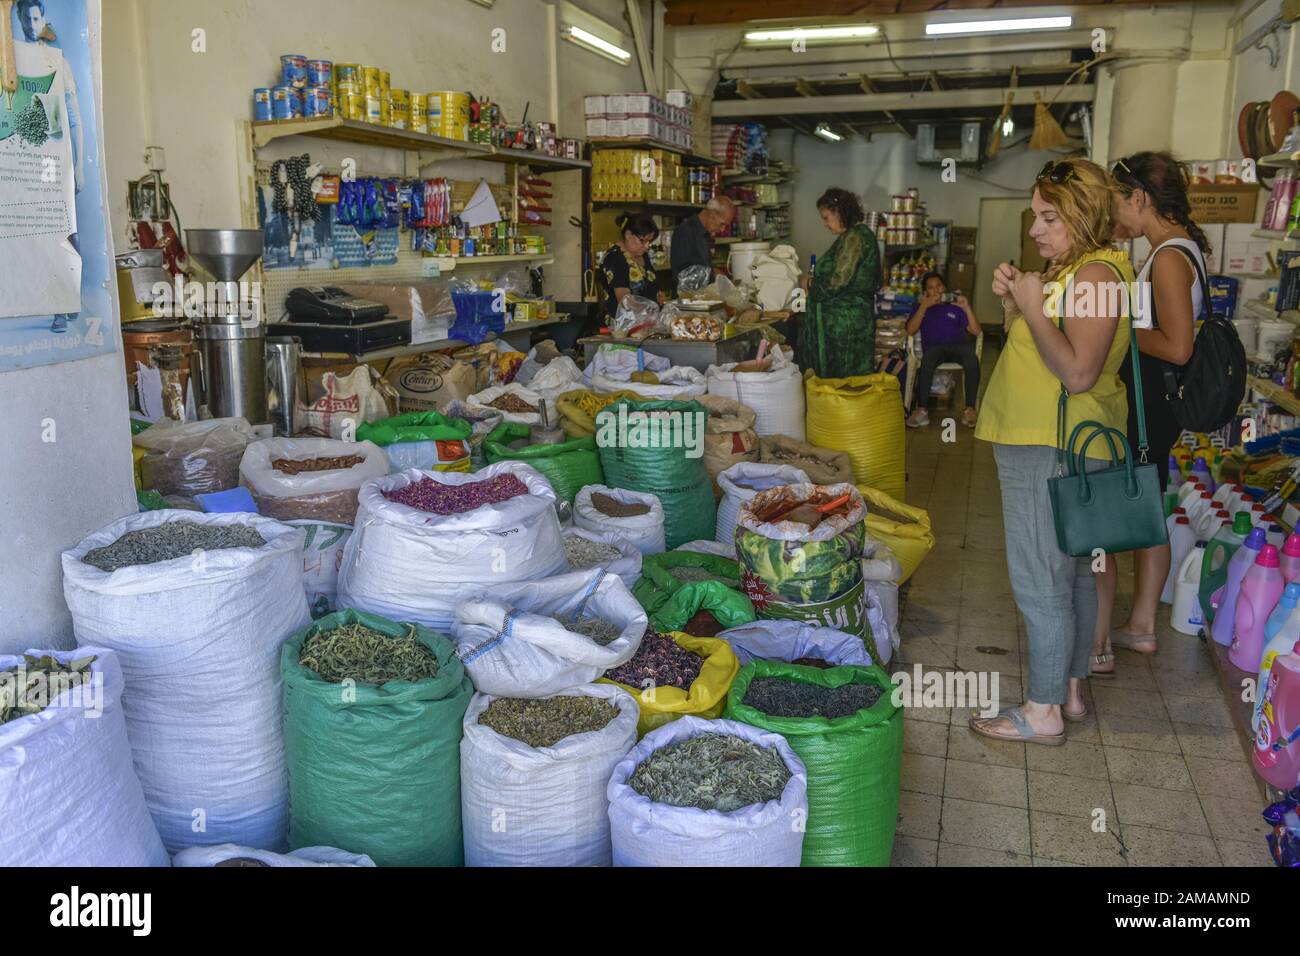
[[601, 212, 666, 322]]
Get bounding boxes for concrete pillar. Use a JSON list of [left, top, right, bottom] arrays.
[[1104, 59, 1180, 160]]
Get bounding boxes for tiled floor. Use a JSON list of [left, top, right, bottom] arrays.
[[891, 346, 1274, 867]]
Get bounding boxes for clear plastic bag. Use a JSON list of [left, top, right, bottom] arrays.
[[133, 417, 256, 497], [448, 276, 479, 295], [677, 264, 712, 293], [493, 268, 531, 297], [613, 295, 661, 339]]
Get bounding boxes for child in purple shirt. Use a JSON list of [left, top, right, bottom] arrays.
[[905, 272, 982, 429]]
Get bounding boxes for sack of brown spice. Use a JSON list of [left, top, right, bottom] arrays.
[[239, 438, 389, 524], [467, 384, 553, 426], [133, 416, 256, 497], [573, 485, 666, 555]]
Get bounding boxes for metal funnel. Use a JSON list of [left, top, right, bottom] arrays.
[[186, 229, 264, 282]]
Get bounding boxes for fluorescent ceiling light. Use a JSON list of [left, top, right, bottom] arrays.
[[745, 24, 879, 43], [814, 124, 843, 142], [1002, 116, 1015, 137], [466, 0, 495, 7], [926, 16, 1072, 36], [562, 24, 632, 63]]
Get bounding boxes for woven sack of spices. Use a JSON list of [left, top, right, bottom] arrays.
[[598, 631, 740, 737], [483, 422, 603, 504], [696, 394, 759, 494], [856, 484, 935, 584], [467, 383, 552, 426], [133, 416, 256, 497], [452, 568, 647, 698], [337, 463, 567, 632], [717, 620, 877, 669], [62, 512, 311, 852], [725, 661, 902, 867], [757, 434, 852, 487], [462, 684, 639, 867], [562, 527, 643, 591], [556, 388, 645, 439], [0, 648, 169, 867], [592, 364, 707, 401], [606, 716, 807, 867], [715, 462, 810, 546], [597, 397, 717, 550], [574, 485, 666, 555], [239, 437, 388, 524], [281, 609, 472, 867], [804, 373, 906, 501]]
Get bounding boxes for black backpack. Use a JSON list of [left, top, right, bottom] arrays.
[[1155, 246, 1247, 433]]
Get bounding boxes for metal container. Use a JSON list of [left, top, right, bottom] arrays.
[[193, 322, 268, 423], [280, 54, 308, 89], [252, 88, 272, 122], [265, 336, 303, 436]]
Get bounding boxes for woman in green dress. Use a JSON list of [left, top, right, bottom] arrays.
[[796, 188, 882, 377]]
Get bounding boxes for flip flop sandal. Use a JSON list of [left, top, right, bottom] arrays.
[[968, 705, 1066, 747], [1110, 630, 1158, 655], [1089, 652, 1117, 679], [1064, 704, 1090, 722]]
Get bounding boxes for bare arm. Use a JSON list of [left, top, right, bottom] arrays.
[[1013, 262, 1121, 394], [1136, 248, 1196, 365], [956, 294, 980, 336], [906, 291, 938, 336]]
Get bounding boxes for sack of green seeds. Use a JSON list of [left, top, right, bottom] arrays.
[[724, 661, 903, 867], [281, 609, 473, 867], [482, 422, 603, 504]]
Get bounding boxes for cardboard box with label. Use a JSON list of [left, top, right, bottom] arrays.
[[1189, 184, 1260, 225]]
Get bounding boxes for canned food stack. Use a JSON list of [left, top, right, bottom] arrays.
[[253, 55, 336, 122], [881, 187, 927, 247], [584, 94, 696, 152]]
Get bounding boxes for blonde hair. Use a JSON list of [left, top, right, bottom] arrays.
[[1034, 158, 1120, 281]]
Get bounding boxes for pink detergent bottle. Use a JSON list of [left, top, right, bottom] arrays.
[[1231, 544, 1285, 672], [1282, 534, 1300, 583], [1213, 527, 1267, 647], [1254, 641, 1300, 791]]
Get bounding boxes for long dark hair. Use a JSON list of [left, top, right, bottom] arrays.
[[816, 187, 865, 228], [1112, 152, 1212, 254], [614, 211, 659, 243]]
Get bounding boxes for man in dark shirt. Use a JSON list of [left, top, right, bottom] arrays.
[[905, 271, 982, 429], [670, 196, 736, 284]]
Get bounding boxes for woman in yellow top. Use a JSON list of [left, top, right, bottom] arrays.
[[972, 158, 1135, 746]]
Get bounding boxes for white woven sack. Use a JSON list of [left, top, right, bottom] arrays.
[[607, 716, 808, 867], [461, 684, 639, 866], [238, 437, 388, 499], [582, 347, 669, 386], [62, 512, 310, 853], [286, 520, 353, 617], [715, 462, 810, 546], [527, 355, 585, 405], [467, 383, 554, 425], [562, 527, 643, 591], [717, 620, 877, 668], [172, 844, 375, 867], [337, 463, 567, 632], [674, 539, 738, 559], [706, 348, 805, 440], [0, 648, 169, 866], [452, 568, 647, 697], [573, 485, 666, 555], [591, 365, 707, 401], [862, 537, 904, 662]]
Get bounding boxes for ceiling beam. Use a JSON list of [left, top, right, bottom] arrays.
[[736, 80, 762, 99], [663, 0, 1223, 25], [794, 78, 818, 97], [713, 83, 1093, 116]]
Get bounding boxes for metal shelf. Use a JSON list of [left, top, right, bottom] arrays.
[[591, 199, 704, 211], [429, 254, 554, 267], [587, 137, 720, 166], [1252, 228, 1290, 241], [1259, 151, 1300, 169]]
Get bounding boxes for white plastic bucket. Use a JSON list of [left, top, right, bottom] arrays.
[[1232, 317, 1258, 355], [1257, 319, 1294, 359], [727, 241, 771, 284]]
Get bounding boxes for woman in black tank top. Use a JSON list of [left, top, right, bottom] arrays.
[[1092, 152, 1208, 675]]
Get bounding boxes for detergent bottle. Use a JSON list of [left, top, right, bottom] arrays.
[[1165, 456, 1185, 516], [1190, 456, 1216, 493], [1177, 481, 1207, 510], [1257, 590, 1300, 726], [1251, 503, 1269, 527], [1211, 525, 1267, 645], [1197, 508, 1232, 541], [1269, 524, 1288, 550], [1161, 516, 1196, 604], [1231, 543, 1285, 672], [1253, 640, 1300, 791], [1211, 481, 1236, 511], [1282, 534, 1300, 583], [1201, 513, 1255, 627], [1172, 542, 1209, 635]]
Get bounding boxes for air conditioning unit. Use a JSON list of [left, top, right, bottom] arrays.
[[916, 121, 984, 167]]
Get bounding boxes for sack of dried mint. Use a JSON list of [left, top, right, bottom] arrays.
[[607, 716, 807, 867]]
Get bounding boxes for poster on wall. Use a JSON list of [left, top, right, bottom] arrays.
[[0, 0, 114, 372]]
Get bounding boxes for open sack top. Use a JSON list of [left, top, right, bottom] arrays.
[[354, 462, 556, 535], [239, 437, 389, 497], [738, 482, 867, 542]]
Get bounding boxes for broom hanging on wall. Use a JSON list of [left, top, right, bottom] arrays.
[[1029, 91, 1069, 151]]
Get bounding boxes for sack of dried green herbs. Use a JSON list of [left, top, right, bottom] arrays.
[[452, 568, 648, 698], [562, 527, 643, 591], [0, 648, 169, 867], [607, 716, 807, 867], [718, 620, 877, 669], [461, 684, 639, 867]]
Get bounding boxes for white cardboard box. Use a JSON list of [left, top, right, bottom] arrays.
[[583, 95, 606, 116], [626, 114, 656, 137], [604, 117, 629, 138], [667, 89, 693, 109], [585, 117, 608, 137], [605, 94, 629, 114]]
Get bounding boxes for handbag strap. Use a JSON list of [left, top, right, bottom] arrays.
[[1152, 242, 1211, 397]]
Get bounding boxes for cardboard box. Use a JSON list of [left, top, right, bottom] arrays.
[[583, 95, 606, 116], [1189, 183, 1261, 224], [667, 89, 694, 109], [605, 94, 629, 114], [605, 118, 629, 138], [585, 117, 608, 138]]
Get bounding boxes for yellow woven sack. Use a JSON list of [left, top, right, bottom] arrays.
[[857, 484, 935, 584], [805, 373, 906, 501], [556, 388, 645, 439], [598, 631, 740, 737]]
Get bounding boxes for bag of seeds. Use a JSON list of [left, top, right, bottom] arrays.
[[287, 520, 354, 619], [239, 437, 389, 524], [172, 844, 375, 867], [133, 416, 256, 497], [462, 684, 639, 867], [467, 383, 553, 426], [61, 512, 311, 852], [717, 620, 877, 669], [758, 435, 853, 487], [597, 397, 717, 549], [696, 395, 759, 494], [598, 630, 740, 737], [715, 462, 810, 547], [724, 661, 903, 867], [574, 485, 666, 555], [355, 411, 473, 474], [483, 423, 603, 504], [563, 528, 643, 591], [452, 568, 647, 698], [281, 609, 473, 867], [606, 716, 808, 867], [337, 463, 567, 631], [0, 648, 170, 866]]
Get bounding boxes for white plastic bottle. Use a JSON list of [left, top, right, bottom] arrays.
[[1162, 515, 1196, 605], [1172, 542, 1209, 635], [1177, 481, 1207, 510]]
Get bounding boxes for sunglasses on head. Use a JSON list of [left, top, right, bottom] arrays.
[[1110, 157, 1151, 195], [1037, 161, 1077, 185]]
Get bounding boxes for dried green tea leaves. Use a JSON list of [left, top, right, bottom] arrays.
[[0, 654, 97, 725], [562, 616, 624, 647], [741, 676, 882, 719], [300, 621, 440, 685], [478, 695, 620, 748], [629, 733, 790, 812], [83, 521, 266, 572]]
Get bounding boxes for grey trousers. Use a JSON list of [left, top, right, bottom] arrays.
[[992, 443, 1099, 705]]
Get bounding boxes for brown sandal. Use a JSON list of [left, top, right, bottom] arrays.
[[1089, 652, 1117, 679], [969, 706, 1066, 747]]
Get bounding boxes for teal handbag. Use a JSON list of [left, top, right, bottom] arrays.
[[1046, 289, 1168, 558]]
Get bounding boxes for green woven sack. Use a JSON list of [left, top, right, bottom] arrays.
[[281, 609, 473, 866], [734, 521, 866, 604], [356, 410, 472, 447], [482, 422, 603, 503], [649, 579, 756, 633], [597, 397, 716, 549], [725, 661, 902, 867]]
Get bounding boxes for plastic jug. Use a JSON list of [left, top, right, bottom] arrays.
[[1269, 524, 1288, 550], [1190, 456, 1215, 492], [1161, 516, 1196, 604], [1184, 491, 1213, 528], [1258, 592, 1300, 725], [1196, 508, 1231, 542], [1282, 534, 1300, 583], [1211, 525, 1267, 645], [1251, 503, 1269, 527], [1253, 642, 1300, 791], [1165, 456, 1185, 516], [1177, 481, 1207, 509], [1231, 543, 1285, 671], [1201, 513, 1255, 627], [1172, 542, 1208, 635], [1211, 482, 1236, 511]]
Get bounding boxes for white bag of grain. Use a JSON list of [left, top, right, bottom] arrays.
[[0, 647, 169, 866], [562, 527, 643, 591], [61, 513, 310, 852], [461, 683, 639, 867], [706, 347, 805, 440], [573, 485, 666, 555]]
